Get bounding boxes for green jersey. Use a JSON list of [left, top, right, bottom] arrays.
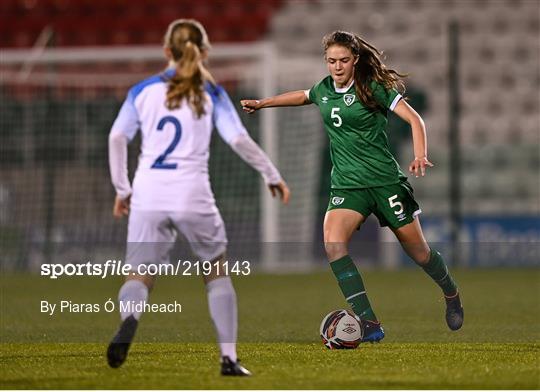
[[308, 76, 407, 189]]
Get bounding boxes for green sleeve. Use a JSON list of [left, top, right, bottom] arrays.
[[308, 84, 318, 106], [370, 80, 401, 110]]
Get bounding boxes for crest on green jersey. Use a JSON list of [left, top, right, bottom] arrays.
[[331, 197, 344, 206], [344, 94, 355, 106]]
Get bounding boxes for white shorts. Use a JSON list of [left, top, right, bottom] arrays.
[[125, 209, 228, 268]]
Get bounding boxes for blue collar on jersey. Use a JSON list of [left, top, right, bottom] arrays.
[[161, 67, 176, 80], [160, 67, 221, 102]]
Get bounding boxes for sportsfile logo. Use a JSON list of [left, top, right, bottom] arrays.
[[40, 260, 251, 279], [331, 197, 344, 205]]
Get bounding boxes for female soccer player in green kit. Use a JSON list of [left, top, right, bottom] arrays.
[[241, 31, 463, 342]]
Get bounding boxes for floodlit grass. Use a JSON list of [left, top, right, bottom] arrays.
[[1, 269, 539, 389]]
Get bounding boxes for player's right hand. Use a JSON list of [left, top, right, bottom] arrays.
[[268, 181, 290, 205], [240, 99, 262, 113], [113, 195, 130, 218]]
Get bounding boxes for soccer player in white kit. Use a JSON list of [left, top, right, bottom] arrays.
[[107, 19, 289, 376]]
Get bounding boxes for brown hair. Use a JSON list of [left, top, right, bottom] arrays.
[[163, 19, 216, 117], [322, 31, 406, 111]]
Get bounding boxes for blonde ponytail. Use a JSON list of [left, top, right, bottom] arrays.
[[166, 25, 206, 117], [164, 19, 217, 117], [200, 63, 216, 86]]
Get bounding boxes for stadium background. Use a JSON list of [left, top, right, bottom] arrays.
[[1, 0, 539, 271], [0, 0, 539, 389]]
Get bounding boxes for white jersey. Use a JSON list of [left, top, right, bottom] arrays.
[[110, 69, 247, 212]]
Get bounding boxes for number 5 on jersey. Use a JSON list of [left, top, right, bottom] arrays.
[[331, 107, 342, 127], [152, 116, 182, 169], [388, 194, 404, 215]]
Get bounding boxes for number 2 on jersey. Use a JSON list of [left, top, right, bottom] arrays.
[[151, 116, 182, 169]]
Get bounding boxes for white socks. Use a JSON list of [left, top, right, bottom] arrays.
[[117, 277, 238, 361], [118, 280, 149, 321], [206, 277, 238, 362]]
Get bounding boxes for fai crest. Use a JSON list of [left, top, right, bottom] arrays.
[[332, 197, 345, 206], [343, 94, 355, 106]]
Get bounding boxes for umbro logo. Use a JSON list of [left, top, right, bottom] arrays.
[[344, 94, 355, 106], [342, 326, 357, 334], [397, 213, 406, 221], [322, 96, 329, 104], [332, 197, 344, 205]]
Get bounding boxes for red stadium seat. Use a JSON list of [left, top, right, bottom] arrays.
[[0, 0, 283, 47]]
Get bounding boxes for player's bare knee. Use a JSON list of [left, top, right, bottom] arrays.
[[126, 274, 155, 291], [325, 242, 348, 262], [203, 253, 227, 284], [411, 247, 431, 266]]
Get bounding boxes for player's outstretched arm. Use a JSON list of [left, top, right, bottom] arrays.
[[212, 86, 291, 205], [240, 90, 310, 113], [229, 134, 290, 205], [393, 99, 434, 177]]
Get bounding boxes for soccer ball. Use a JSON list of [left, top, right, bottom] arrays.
[[320, 309, 363, 349]]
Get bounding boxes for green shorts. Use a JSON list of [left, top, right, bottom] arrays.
[[327, 180, 421, 229]]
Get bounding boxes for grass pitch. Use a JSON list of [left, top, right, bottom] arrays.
[[1, 268, 539, 389]]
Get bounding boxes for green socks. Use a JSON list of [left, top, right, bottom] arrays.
[[422, 249, 458, 296], [330, 251, 456, 321], [330, 255, 377, 321]]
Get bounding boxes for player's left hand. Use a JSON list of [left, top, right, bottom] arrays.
[[268, 181, 290, 205], [408, 156, 434, 177], [113, 195, 130, 218]]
